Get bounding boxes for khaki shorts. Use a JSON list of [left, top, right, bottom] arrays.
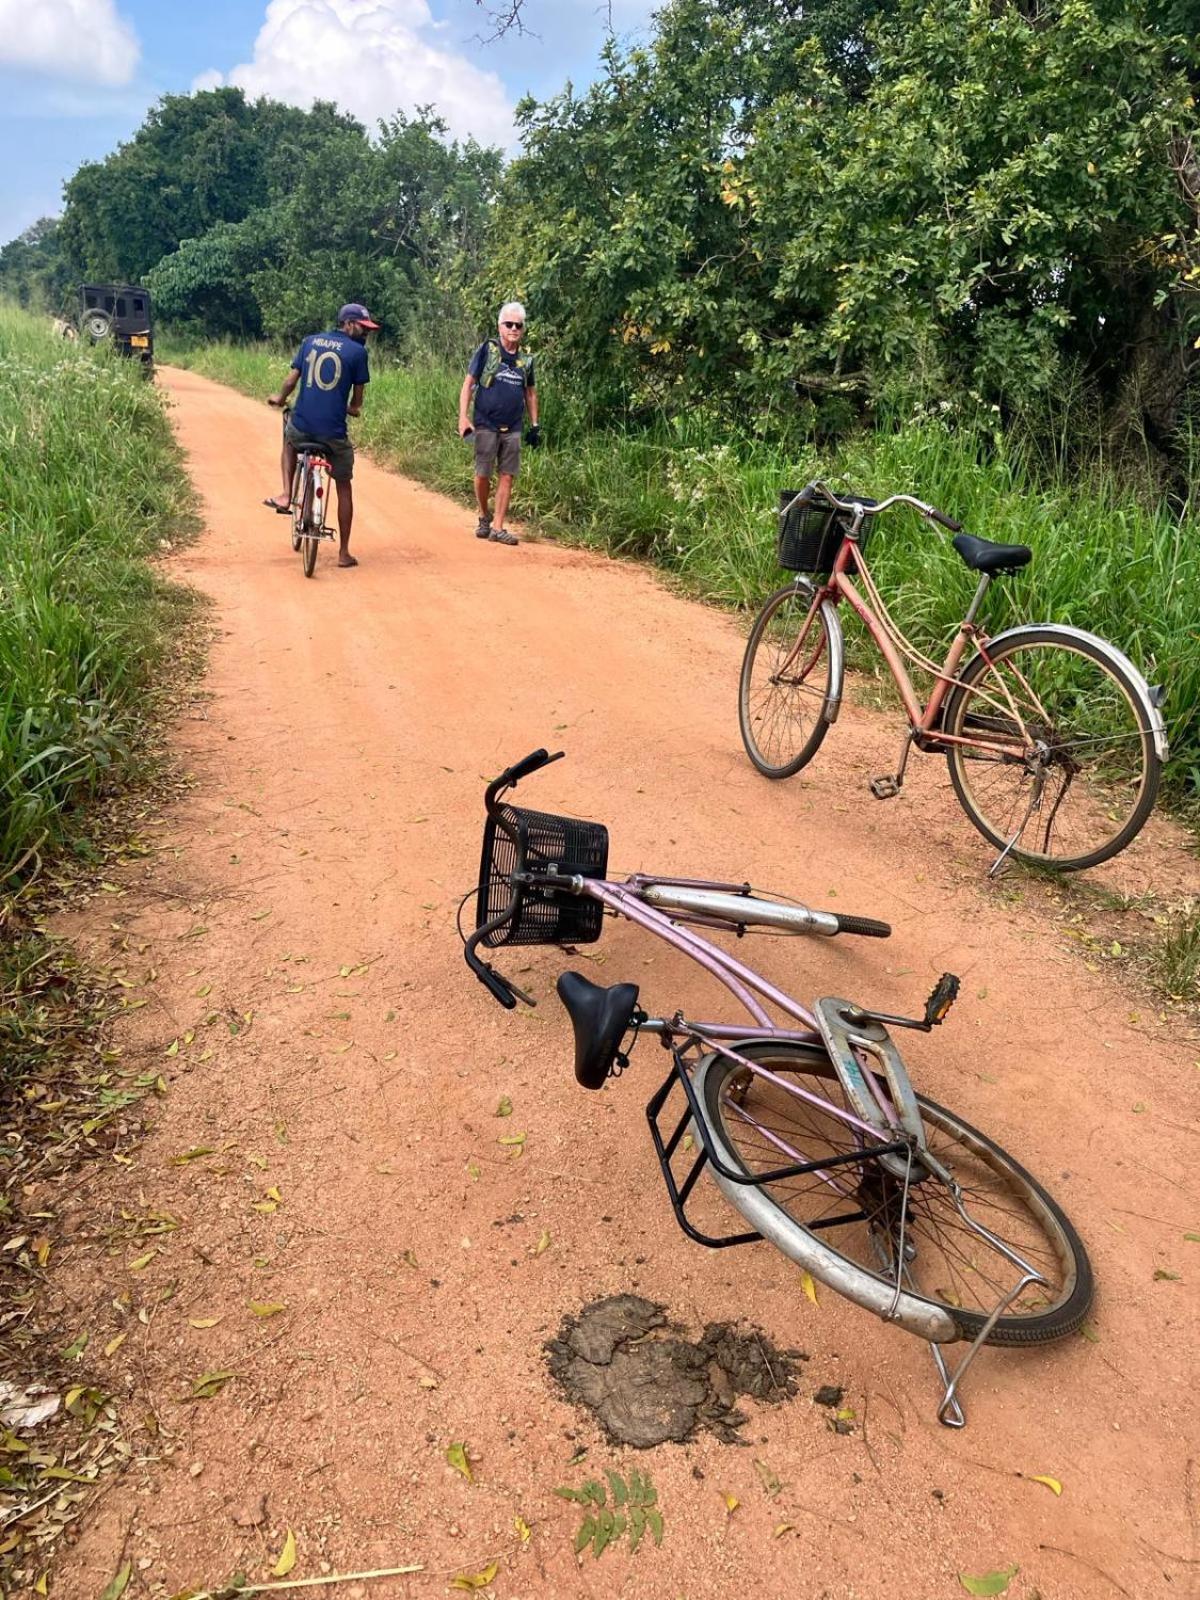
[[473, 427, 521, 479], [285, 422, 355, 483]]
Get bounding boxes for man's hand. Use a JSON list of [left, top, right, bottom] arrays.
[[525, 424, 541, 448], [348, 403, 362, 417], [267, 394, 286, 408], [460, 421, 474, 438]]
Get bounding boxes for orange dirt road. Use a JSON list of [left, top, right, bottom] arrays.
[[54, 367, 1199, 1599]]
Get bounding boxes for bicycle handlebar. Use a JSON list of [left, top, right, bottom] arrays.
[[806, 479, 962, 535]]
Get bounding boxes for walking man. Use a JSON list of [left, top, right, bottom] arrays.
[[458, 302, 539, 547], [266, 302, 378, 568]]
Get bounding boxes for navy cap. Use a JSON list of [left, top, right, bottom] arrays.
[[338, 302, 380, 329]]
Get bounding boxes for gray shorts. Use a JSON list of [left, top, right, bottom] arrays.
[[285, 422, 355, 483], [473, 427, 521, 479]]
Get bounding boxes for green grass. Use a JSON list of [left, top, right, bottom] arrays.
[[0, 307, 195, 885], [161, 335, 1200, 804]]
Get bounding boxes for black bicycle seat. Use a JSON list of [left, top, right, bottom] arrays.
[[952, 533, 1032, 574], [556, 971, 640, 1090]]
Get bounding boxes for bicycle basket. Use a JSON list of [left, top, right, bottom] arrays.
[[476, 803, 609, 948], [777, 489, 868, 573]]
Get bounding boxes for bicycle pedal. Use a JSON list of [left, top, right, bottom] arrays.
[[869, 775, 901, 800]]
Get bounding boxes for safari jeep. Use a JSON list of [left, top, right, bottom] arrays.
[[76, 283, 154, 372]]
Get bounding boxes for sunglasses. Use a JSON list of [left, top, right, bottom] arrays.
[[502, 321, 525, 330]]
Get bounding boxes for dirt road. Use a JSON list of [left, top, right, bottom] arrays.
[[54, 367, 1199, 1599]]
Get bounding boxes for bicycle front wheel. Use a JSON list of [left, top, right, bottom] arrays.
[[943, 627, 1159, 871], [738, 582, 838, 778], [696, 1040, 1092, 1344], [290, 463, 305, 552]]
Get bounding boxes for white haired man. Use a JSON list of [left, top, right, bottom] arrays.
[[458, 301, 539, 546]]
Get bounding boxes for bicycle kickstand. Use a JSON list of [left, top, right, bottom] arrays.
[[928, 1267, 1045, 1427]]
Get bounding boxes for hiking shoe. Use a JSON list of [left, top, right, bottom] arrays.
[[488, 527, 519, 546], [474, 516, 492, 539]]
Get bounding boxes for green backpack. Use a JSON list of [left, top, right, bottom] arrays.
[[479, 337, 532, 388]]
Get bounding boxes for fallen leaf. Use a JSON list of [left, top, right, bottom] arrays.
[[189, 1316, 223, 1330], [401, 1249, 419, 1270], [496, 1096, 513, 1117], [1154, 1268, 1181, 1281], [450, 1561, 498, 1591], [1028, 1475, 1062, 1496], [171, 1146, 215, 1164], [1078, 1322, 1100, 1343], [958, 1568, 1017, 1596], [249, 1301, 286, 1318], [722, 1492, 739, 1514], [754, 1459, 782, 1496], [498, 1131, 526, 1150], [98, 1561, 132, 1600], [190, 1370, 235, 1400], [104, 1332, 127, 1358], [419, 1376, 439, 1390], [531, 1230, 551, 1257], [446, 1441, 473, 1482], [273, 1529, 297, 1577], [514, 1515, 531, 1544], [773, 1522, 795, 1538], [61, 1331, 88, 1360], [127, 1252, 155, 1272], [801, 1270, 819, 1305]]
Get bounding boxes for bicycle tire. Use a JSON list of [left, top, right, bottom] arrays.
[[290, 462, 304, 553], [695, 1039, 1092, 1345], [301, 469, 319, 578], [943, 627, 1160, 871], [738, 582, 837, 778]]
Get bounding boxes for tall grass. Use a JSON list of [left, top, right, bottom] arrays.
[[0, 307, 194, 884], [162, 336, 1200, 802]]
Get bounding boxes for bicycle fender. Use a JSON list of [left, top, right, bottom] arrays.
[[796, 578, 845, 726], [977, 623, 1168, 763], [814, 998, 925, 1181]]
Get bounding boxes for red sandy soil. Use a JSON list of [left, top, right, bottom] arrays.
[[46, 367, 1200, 1600]]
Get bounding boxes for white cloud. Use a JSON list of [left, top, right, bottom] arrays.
[[0, 0, 139, 86], [197, 0, 514, 148]]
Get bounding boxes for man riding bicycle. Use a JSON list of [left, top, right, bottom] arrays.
[[266, 302, 378, 569]]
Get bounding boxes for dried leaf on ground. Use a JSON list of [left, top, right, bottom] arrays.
[[273, 1528, 297, 1576], [446, 1441, 473, 1481], [98, 1562, 132, 1600], [1028, 1475, 1063, 1495], [190, 1370, 235, 1400], [450, 1560, 499, 1590], [959, 1567, 1017, 1596]]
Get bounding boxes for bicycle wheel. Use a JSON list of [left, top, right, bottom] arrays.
[[696, 1040, 1092, 1344], [943, 627, 1159, 871], [290, 463, 305, 553], [301, 469, 319, 578], [738, 582, 838, 778]]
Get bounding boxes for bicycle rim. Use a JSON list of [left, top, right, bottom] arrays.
[[698, 1041, 1091, 1343], [945, 630, 1158, 870], [738, 583, 834, 778]]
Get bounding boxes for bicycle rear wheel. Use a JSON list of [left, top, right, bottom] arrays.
[[738, 582, 838, 778], [301, 468, 319, 578], [943, 627, 1159, 871], [696, 1040, 1092, 1344]]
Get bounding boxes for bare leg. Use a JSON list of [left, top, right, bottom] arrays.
[[474, 474, 492, 518], [336, 479, 357, 567], [493, 472, 515, 531], [265, 438, 296, 511]]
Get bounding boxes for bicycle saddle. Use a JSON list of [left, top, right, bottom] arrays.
[[951, 533, 1032, 574], [556, 971, 640, 1090]]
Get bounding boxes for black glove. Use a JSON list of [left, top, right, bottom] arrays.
[[525, 424, 541, 448], [460, 423, 474, 438]]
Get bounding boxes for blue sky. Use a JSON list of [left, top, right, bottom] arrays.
[[0, 0, 656, 247]]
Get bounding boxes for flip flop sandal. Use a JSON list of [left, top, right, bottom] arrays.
[[263, 498, 291, 514]]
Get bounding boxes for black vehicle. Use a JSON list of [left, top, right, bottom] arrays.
[[75, 283, 154, 371]]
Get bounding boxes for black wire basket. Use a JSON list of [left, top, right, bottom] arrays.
[[476, 803, 609, 947], [777, 489, 864, 573]]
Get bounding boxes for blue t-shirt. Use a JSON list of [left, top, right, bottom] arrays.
[[469, 341, 535, 432], [290, 330, 370, 440]]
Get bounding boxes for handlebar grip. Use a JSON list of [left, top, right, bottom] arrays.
[[470, 956, 518, 1009], [493, 748, 563, 790], [931, 509, 962, 533], [833, 913, 892, 938]]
